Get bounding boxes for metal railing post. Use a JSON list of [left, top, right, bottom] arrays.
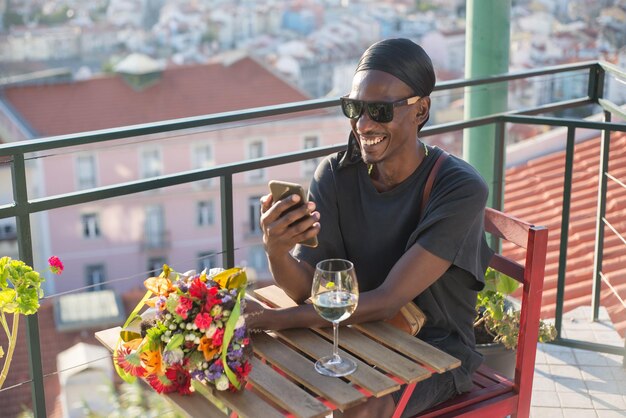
[[220, 174, 235, 268], [587, 63, 605, 101], [555, 127, 576, 338], [492, 119, 506, 212], [591, 112, 611, 322], [11, 153, 46, 417]]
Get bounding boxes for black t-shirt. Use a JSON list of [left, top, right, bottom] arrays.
[[294, 144, 494, 392]]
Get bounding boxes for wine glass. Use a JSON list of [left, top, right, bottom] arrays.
[[311, 259, 359, 377]]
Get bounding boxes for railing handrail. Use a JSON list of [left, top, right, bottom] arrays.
[[0, 60, 606, 157]]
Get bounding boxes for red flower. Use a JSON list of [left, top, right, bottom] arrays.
[[175, 296, 193, 319], [165, 364, 192, 395], [146, 372, 176, 394], [115, 343, 145, 377], [194, 312, 212, 330], [212, 328, 224, 347], [48, 256, 64, 275], [189, 277, 207, 300], [203, 287, 220, 312], [236, 360, 252, 380]]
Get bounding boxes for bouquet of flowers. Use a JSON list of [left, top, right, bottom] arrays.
[[113, 265, 251, 395]]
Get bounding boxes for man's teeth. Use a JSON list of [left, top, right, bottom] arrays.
[[361, 136, 385, 146]]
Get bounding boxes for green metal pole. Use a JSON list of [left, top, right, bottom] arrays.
[[463, 0, 511, 211], [12, 154, 47, 417]]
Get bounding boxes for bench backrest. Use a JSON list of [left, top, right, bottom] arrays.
[[484, 207, 549, 418]]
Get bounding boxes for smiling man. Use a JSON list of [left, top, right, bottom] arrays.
[[253, 38, 494, 417]]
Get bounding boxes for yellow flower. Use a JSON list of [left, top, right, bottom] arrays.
[[212, 268, 247, 290]]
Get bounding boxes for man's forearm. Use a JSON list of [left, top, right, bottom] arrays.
[[267, 251, 315, 303]]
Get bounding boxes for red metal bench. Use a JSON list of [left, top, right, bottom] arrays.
[[412, 207, 549, 418]]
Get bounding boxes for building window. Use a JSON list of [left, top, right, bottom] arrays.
[[86, 265, 105, 291], [75, 154, 97, 190], [248, 196, 262, 235], [192, 143, 214, 188], [0, 220, 16, 240], [148, 257, 167, 276], [140, 147, 162, 178], [197, 200, 215, 226], [198, 252, 218, 273], [81, 213, 100, 239], [144, 205, 165, 248], [302, 135, 319, 178], [247, 245, 268, 275], [246, 140, 264, 181]]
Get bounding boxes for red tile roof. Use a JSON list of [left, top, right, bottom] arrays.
[[504, 132, 626, 337], [2, 57, 309, 137]]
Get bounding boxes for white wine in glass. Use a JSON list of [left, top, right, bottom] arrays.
[[311, 259, 359, 377]]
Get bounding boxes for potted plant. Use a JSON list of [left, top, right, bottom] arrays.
[[0, 256, 63, 389], [474, 268, 556, 378]]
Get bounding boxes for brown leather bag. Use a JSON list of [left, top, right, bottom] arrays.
[[385, 148, 449, 336]]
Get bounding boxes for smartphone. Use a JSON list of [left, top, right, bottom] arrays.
[[268, 180, 318, 247]]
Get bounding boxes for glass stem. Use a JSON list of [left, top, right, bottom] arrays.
[[332, 321, 340, 361]]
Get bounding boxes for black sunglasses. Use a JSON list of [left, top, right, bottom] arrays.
[[340, 95, 421, 123]]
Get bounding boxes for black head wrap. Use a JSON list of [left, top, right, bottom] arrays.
[[355, 38, 435, 97], [339, 39, 436, 168], [355, 38, 436, 103]]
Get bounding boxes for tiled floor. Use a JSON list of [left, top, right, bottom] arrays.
[[531, 307, 626, 418]]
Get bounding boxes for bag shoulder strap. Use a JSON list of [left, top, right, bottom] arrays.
[[420, 147, 450, 214]]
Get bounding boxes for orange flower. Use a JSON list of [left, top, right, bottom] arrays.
[[141, 348, 165, 376], [144, 275, 174, 297], [199, 336, 219, 361]]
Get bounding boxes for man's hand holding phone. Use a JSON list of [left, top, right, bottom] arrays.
[[260, 181, 320, 257]]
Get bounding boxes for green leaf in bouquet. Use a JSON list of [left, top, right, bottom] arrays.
[[120, 329, 141, 344], [220, 292, 243, 390], [145, 322, 167, 350], [122, 290, 153, 329], [166, 333, 184, 351], [166, 295, 180, 316], [187, 350, 205, 368]]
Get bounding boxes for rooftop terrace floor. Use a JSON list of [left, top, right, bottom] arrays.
[[531, 306, 626, 417]]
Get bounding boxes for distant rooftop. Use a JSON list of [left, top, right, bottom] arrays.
[[1, 55, 310, 137]]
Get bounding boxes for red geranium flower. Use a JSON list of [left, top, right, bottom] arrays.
[[236, 360, 252, 380], [212, 327, 225, 347], [48, 256, 64, 275], [203, 286, 220, 312], [175, 296, 193, 319], [189, 277, 207, 300], [194, 312, 212, 330]]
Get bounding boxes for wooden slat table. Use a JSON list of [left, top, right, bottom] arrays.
[[95, 286, 460, 418]]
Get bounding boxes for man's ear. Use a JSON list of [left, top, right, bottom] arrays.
[[415, 97, 431, 124]]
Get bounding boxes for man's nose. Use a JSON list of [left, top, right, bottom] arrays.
[[355, 108, 377, 132]]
